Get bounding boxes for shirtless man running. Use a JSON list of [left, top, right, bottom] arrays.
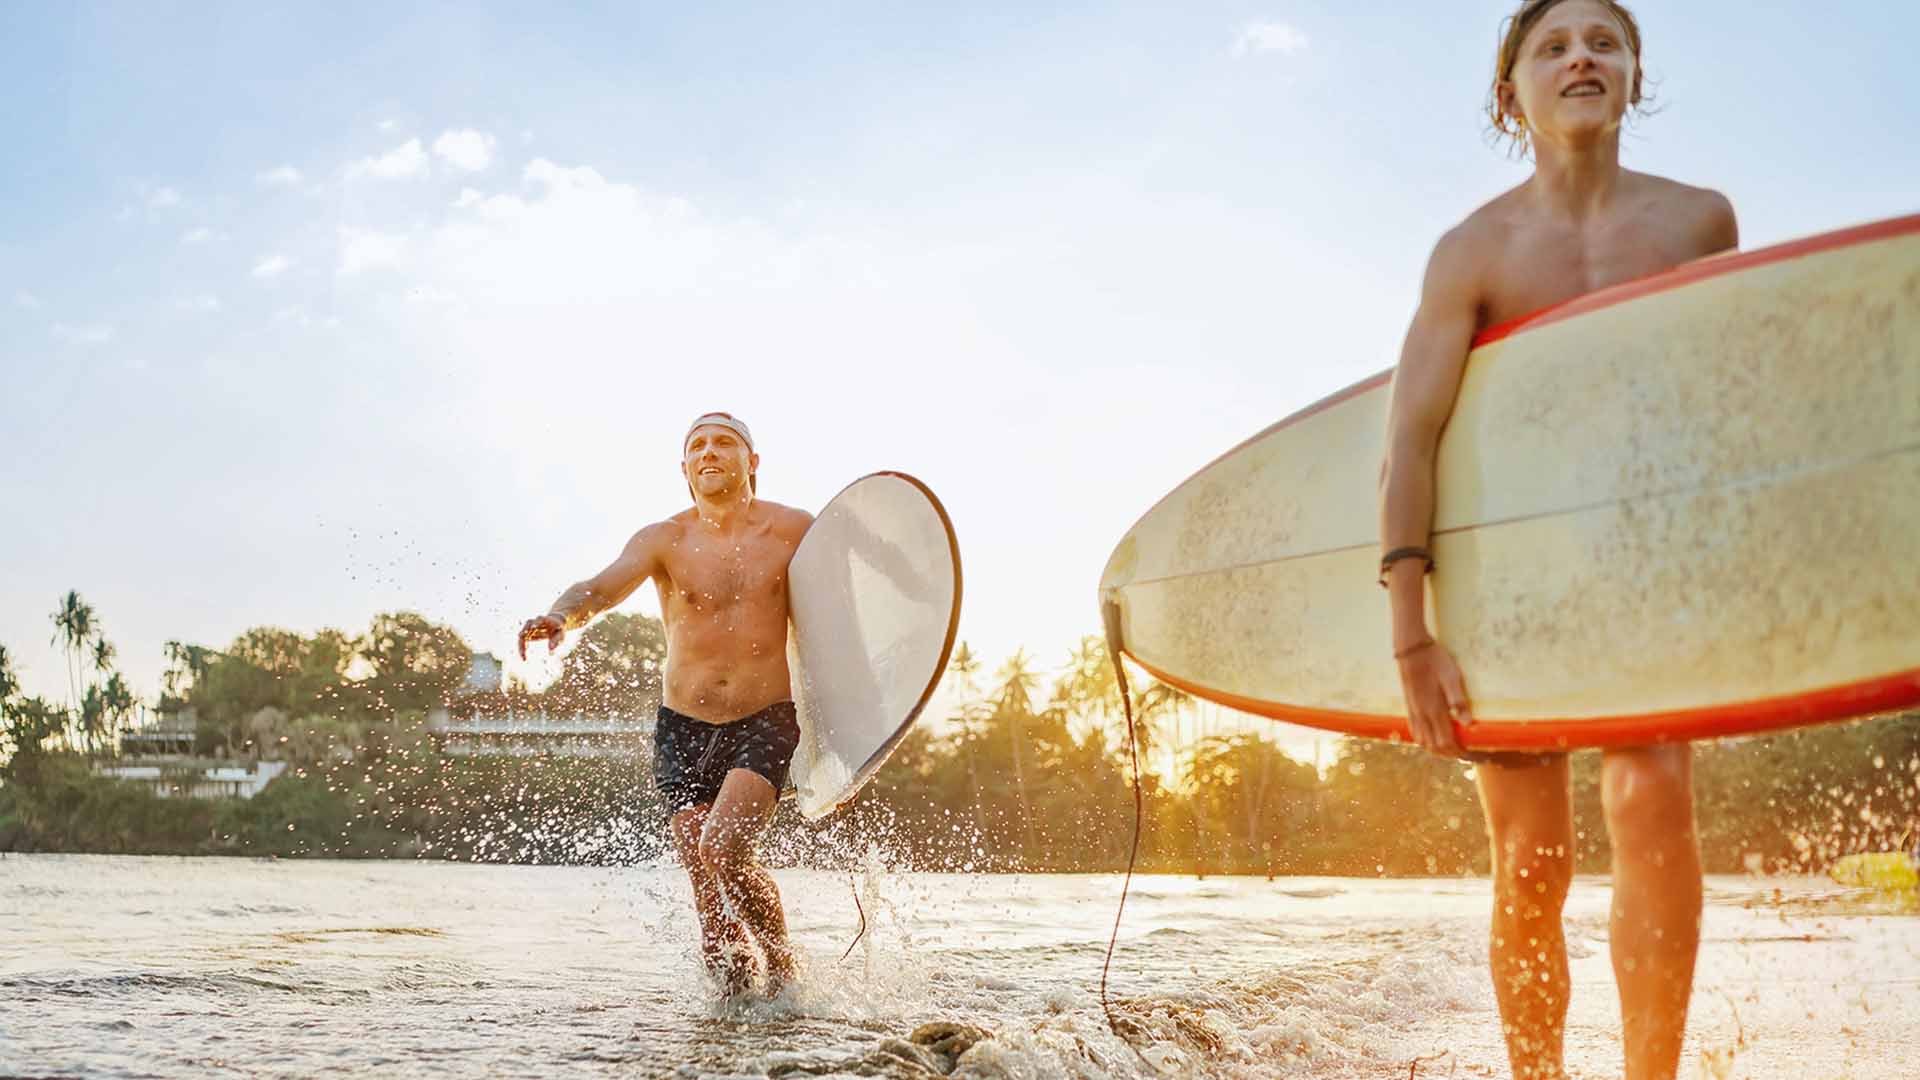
[[1378, 3, 1738, 1077], [519, 412, 813, 996]]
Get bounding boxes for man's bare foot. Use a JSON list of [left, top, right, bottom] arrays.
[[763, 945, 800, 996], [706, 940, 764, 997]]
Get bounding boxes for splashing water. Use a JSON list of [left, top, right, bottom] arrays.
[[3, 855, 1915, 1079]]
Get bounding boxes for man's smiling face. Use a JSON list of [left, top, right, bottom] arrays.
[[683, 424, 756, 499]]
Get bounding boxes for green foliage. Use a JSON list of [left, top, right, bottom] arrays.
[[0, 643, 19, 704], [1185, 733, 1322, 876], [358, 612, 471, 711], [0, 697, 71, 768], [5, 607, 1918, 879], [1318, 738, 1486, 875], [0, 753, 215, 853], [540, 612, 666, 714]]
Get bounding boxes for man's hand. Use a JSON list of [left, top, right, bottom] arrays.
[[518, 615, 566, 660], [1396, 639, 1473, 756]]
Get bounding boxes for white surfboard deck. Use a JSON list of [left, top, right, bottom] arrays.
[[785, 472, 962, 819], [1100, 214, 1920, 751]]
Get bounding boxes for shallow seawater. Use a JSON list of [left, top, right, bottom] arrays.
[[1, 855, 1914, 1078]]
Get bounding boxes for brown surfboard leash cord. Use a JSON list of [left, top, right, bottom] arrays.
[[1101, 599, 1160, 1073], [840, 871, 867, 962]]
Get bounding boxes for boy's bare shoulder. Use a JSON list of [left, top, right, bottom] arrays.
[[1633, 169, 1731, 211], [1423, 189, 1527, 291], [1631, 170, 1739, 252]]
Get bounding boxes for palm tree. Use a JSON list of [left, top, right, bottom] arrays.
[[948, 642, 981, 704], [1051, 634, 1190, 762], [994, 649, 1042, 861], [0, 643, 18, 706], [79, 685, 106, 755], [101, 673, 135, 757], [946, 642, 988, 838], [50, 590, 96, 715]]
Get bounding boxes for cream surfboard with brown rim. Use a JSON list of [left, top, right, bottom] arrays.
[[785, 472, 961, 818], [1100, 214, 1920, 751]]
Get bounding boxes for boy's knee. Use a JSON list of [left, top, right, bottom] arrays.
[[1490, 827, 1574, 908], [1602, 756, 1693, 843]]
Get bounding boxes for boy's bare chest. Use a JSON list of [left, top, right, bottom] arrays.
[[1483, 217, 1701, 330]]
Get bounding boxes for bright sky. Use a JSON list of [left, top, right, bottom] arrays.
[[4, 2, 1917, 729]]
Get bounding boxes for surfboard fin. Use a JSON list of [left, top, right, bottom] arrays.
[[1100, 595, 1125, 659]]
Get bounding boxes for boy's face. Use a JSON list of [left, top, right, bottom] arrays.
[[1503, 0, 1638, 142]]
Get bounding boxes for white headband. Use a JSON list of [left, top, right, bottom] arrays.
[[684, 413, 754, 454]]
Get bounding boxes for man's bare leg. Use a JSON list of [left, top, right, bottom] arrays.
[[1477, 754, 1576, 1080], [1601, 745, 1701, 1080], [698, 768, 797, 990], [669, 805, 762, 994]]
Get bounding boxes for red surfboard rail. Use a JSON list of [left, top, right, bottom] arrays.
[[1128, 654, 1920, 752], [1474, 212, 1920, 348]]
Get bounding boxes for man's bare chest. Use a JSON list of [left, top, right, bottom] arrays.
[[660, 534, 794, 612]]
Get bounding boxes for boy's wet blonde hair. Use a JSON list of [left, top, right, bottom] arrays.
[[1489, 0, 1647, 157]]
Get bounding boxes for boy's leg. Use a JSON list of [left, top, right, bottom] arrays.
[[1601, 744, 1701, 1080], [1477, 754, 1576, 1080]]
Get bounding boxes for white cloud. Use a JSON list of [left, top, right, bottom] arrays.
[[433, 129, 497, 172], [252, 254, 292, 278], [404, 285, 457, 305], [1233, 20, 1310, 57], [257, 165, 303, 187], [181, 227, 215, 246], [423, 159, 756, 304], [347, 138, 429, 181], [377, 119, 399, 133], [176, 294, 221, 313], [52, 322, 115, 345], [147, 186, 182, 209], [337, 227, 408, 276], [13, 290, 42, 309], [272, 305, 340, 330]]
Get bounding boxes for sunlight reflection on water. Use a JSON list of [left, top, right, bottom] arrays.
[[1, 855, 1914, 1078]]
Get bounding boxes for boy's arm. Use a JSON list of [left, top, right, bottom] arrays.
[[1379, 225, 1483, 754]]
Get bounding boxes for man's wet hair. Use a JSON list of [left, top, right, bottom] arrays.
[[1488, 0, 1648, 158]]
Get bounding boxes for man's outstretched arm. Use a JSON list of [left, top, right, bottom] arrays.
[[519, 524, 668, 659]]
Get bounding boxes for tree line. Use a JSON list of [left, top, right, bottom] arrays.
[[3, 592, 1916, 876]]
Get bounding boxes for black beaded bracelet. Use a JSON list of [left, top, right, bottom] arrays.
[[1377, 546, 1434, 587]]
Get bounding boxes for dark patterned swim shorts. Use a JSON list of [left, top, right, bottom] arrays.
[[652, 701, 800, 812]]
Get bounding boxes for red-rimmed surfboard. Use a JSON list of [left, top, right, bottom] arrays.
[[1099, 213, 1920, 751]]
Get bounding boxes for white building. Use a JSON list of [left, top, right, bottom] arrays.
[[93, 760, 287, 799], [98, 707, 287, 799], [425, 709, 649, 759]]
